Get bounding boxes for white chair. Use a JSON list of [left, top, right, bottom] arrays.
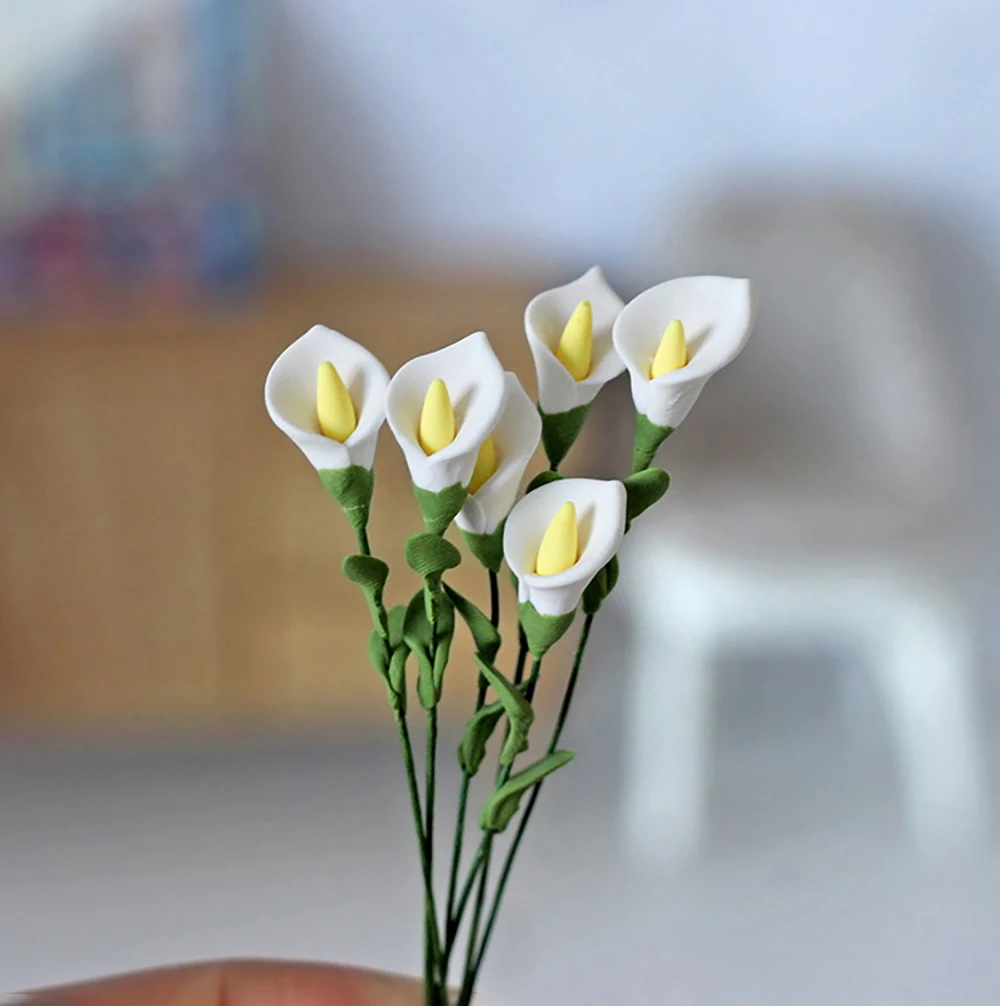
[[619, 191, 989, 865]]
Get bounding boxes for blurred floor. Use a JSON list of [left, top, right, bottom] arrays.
[[2, 621, 999, 1005]]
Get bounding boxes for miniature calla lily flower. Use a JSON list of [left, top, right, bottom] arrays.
[[504, 478, 626, 617], [456, 372, 543, 537], [613, 276, 754, 432], [525, 266, 626, 415], [265, 324, 390, 472], [386, 332, 507, 494]]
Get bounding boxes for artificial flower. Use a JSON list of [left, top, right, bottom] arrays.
[[386, 332, 507, 493], [504, 477, 626, 617], [525, 266, 626, 415], [456, 372, 542, 536], [265, 325, 389, 472], [612, 276, 754, 431]]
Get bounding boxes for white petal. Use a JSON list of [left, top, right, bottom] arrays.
[[265, 325, 390, 470], [456, 372, 542, 535], [613, 276, 754, 429], [386, 332, 507, 492], [504, 478, 626, 617], [525, 266, 626, 415]]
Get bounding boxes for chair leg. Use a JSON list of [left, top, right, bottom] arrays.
[[622, 622, 714, 867], [870, 587, 988, 854]]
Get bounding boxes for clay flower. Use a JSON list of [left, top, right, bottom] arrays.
[[504, 477, 626, 617], [526, 266, 626, 415], [386, 332, 507, 495], [612, 276, 754, 454], [265, 324, 390, 473], [524, 267, 626, 468], [455, 372, 542, 539]]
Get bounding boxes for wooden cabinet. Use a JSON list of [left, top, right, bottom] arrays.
[[0, 268, 578, 732]]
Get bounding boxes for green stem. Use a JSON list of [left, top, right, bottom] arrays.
[[457, 840, 493, 1006], [467, 614, 595, 992], [522, 655, 543, 704], [512, 629, 529, 686], [354, 519, 443, 996], [356, 525, 371, 556], [394, 711, 443, 984], [444, 571, 501, 965]]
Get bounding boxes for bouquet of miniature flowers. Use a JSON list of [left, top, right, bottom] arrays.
[[265, 267, 754, 1004]]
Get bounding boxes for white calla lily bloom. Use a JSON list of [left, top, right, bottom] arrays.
[[265, 325, 389, 471], [504, 478, 626, 617], [613, 276, 754, 430], [386, 332, 507, 493], [456, 372, 542, 536], [525, 266, 626, 415]]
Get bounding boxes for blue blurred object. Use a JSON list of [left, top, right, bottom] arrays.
[[0, 0, 263, 305]]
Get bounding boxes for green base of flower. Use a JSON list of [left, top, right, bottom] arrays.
[[518, 600, 576, 658], [318, 465, 375, 533], [631, 412, 674, 473], [461, 524, 505, 572], [414, 482, 469, 536], [539, 402, 592, 471]]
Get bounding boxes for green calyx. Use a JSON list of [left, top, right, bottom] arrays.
[[318, 465, 375, 533], [518, 600, 576, 658], [631, 412, 674, 473], [539, 402, 592, 471], [413, 482, 468, 536], [460, 523, 505, 573]]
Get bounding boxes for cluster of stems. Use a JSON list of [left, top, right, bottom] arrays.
[[350, 504, 598, 1006]]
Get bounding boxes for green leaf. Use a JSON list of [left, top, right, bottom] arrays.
[[443, 584, 501, 661], [386, 604, 407, 648], [368, 629, 390, 677], [413, 482, 468, 536], [582, 555, 621, 615], [405, 533, 462, 579], [539, 403, 592, 471], [458, 701, 505, 775], [404, 591, 435, 707], [342, 554, 390, 637], [624, 467, 670, 524], [318, 465, 375, 532], [405, 589, 455, 709], [387, 644, 408, 713], [480, 750, 576, 832], [631, 412, 674, 474], [475, 655, 534, 765], [518, 600, 575, 658], [342, 554, 389, 592], [460, 523, 505, 572], [433, 597, 456, 694], [524, 470, 564, 494]]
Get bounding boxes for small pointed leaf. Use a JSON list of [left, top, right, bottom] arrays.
[[480, 750, 576, 832], [458, 700, 505, 775]]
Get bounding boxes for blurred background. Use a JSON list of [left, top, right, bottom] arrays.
[[2, 0, 999, 1002]]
